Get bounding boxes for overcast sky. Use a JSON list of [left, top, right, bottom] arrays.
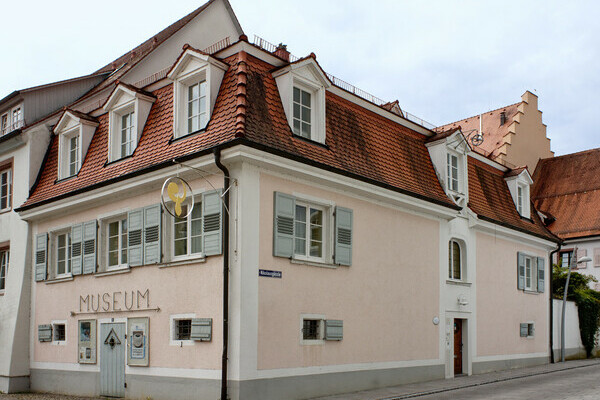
[[1, 0, 598, 156]]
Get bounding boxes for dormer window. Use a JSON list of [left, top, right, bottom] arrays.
[[447, 153, 459, 192], [103, 83, 155, 162], [273, 57, 330, 144], [167, 46, 227, 139], [0, 114, 8, 136], [504, 168, 533, 219], [54, 110, 98, 180]]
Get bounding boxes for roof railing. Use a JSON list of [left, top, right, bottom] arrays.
[[252, 35, 436, 130]]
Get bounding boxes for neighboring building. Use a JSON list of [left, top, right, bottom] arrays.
[[532, 148, 600, 286], [10, 2, 559, 400], [439, 91, 553, 172], [0, 72, 107, 393]]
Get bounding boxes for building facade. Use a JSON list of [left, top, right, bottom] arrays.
[[5, 1, 561, 399]]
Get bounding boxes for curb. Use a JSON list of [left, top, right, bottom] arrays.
[[378, 360, 600, 400]]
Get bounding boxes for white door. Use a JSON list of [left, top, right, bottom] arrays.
[[100, 322, 126, 397]]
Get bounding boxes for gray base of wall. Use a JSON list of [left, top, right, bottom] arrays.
[[552, 347, 588, 361], [31, 364, 445, 400], [472, 356, 549, 375], [0, 375, 30, 394], [233, 364, 445, 400]]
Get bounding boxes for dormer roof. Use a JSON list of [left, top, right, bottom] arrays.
[[102, 82, 156, 112], [504, 166, 533, 184], [166, 45, 229, 80], [54, 109, 98, 134], [272, 55, 331, 88]]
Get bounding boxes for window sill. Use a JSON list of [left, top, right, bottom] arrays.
[[290, 258, 338, 269], [169, 127, 207, 144], [0, 207, 12, 215], [55, 174, 78, 184], [160, 255, 206, 269], [51, 340, 67, 346], [522, 289, 541, 295], [169, 339, 196, 347], [446, 280, 472, 287], [45, 276, 74, 284], [94, 267, 132, 278], [104, 153, 134, 167], [300, 339, 325, 346], [0, 291, 4, 296], [292, 134, 329, 149]]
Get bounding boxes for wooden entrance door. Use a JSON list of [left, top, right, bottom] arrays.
[[454, 319, 463, 375], [100, 323, 126, 397]]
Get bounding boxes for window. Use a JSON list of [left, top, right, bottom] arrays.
[[560, 251, 573, 268], [56, 232, 72, 277], [107, 219, 128, 269], [69, 136, 79, 177], [517, 252, 544, 293], [173, 204, 203, 258], [0, 168, 11, 211], [447, 153, 459, 192], [12, 107, 22, 129], [53, 323, 66, 342], [524, 255, 535, 290], [520, 322, 534, 338], [120, 112, 135, 158], [0, 114, 7, 135], [175, 319, 192, 340], [294, 202, 324, 260], [293, 86, 311, 138], [517, 185, 523, 215], [448, 240, 462, 280], [187, 81, 207, 134], [303, 319, 320, 340], [0, 250, 9, 292]]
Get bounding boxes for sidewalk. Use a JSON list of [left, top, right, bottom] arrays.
[[310, 358, 600, 400]]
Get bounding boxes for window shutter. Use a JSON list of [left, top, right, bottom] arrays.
[[190, 318, 212, 341], [38, 324, 52, 342], [273, 192, 295, 258], [594, 248, 600, 268], [578, 249, 587, 269], [334, 207, 353, 266], [35, 233, 48, 282], [552, 252, 558, 266], [202, 190, 222, 256], [128, 208, 144, 266], [537, 257, 545, 293], [517, 252, 525, 290], [82, 221, 97, 274], [325, 319, 343, 341], [519, 323, 528, 337], [71, 224, 84, 275], [143, 204, 162, 264]]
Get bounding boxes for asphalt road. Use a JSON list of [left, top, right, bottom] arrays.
[[409, 362, 600, 400]]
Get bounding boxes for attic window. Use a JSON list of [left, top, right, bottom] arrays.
[[447, 153, 459, 192], [505, 170, 533, 219], [54, 110, 98, 180], [293, 86, 312, 138]]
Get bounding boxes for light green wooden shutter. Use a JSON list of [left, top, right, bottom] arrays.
[[191, 318, 212, 341], [517, 252, 525, 290], [143, 204, 162, 264], [38, 324, 52, 342], [82, 221, 97, 274], [519, 323, 528, 337], [537, 257, 545, 293], [325, 320, 343, 341], [273, 192, 295, 258], [35, 233, 48, 282], [128, 208, 144, 266], [71, 224, 83, 275], [202, 190, 222, 256], [334, 207, 353, 266]]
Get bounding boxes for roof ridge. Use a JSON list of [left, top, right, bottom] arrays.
[[440, 101, 521, 128], [234, 51, 248, 138]]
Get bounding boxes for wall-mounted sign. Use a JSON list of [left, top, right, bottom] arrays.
[[127, 317, 149, 367], [78, 319, 97, 364], [74, 289, 159, 315], [161, 176, 195, 218], [259, 269, 282, 279]]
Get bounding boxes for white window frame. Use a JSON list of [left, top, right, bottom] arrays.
[[0, 249, 9, 293], [292, 84, 313, 139], [300, 313, 326, 345], [0, 168, 12, 212], [169, 313, 197, 347], [171, 202, 204, 261], [291, 193, 334, 264], [0, 113, 8, 136], [186, 80, 208, 135], [447, 152, 460, 193], [517, 185, 524, 215], [448, 239, 463, 281], [524, 254, 536, 291], [106, 216, 128, 271], [11, 106, 23, 130], [58, 126, 81, 179], [290, 76, 325, 143], [55, 230, 72, 279], [173, 67, 209, 139], [51, 320, 67, 345], [120, 110, 135, 158]]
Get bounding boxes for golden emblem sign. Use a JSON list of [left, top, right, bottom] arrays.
[[161, 176, 194, 218]]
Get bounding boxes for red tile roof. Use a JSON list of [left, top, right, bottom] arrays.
[[468, 157, 556, 241], [532, 148, 600, 239], [20, 49, 556, 242]]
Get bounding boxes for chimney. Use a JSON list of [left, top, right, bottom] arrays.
[[500, 111, 506, 126], [275, 43, 290, 62]]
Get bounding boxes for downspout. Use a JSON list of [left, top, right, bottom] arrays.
[[549, 244, 561, 363], [214, 148, 230, 400]]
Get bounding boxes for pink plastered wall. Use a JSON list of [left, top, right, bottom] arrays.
[[257, 173, 441, 370], [476, 232, 548, 357], [33, 176, 224, 369]]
